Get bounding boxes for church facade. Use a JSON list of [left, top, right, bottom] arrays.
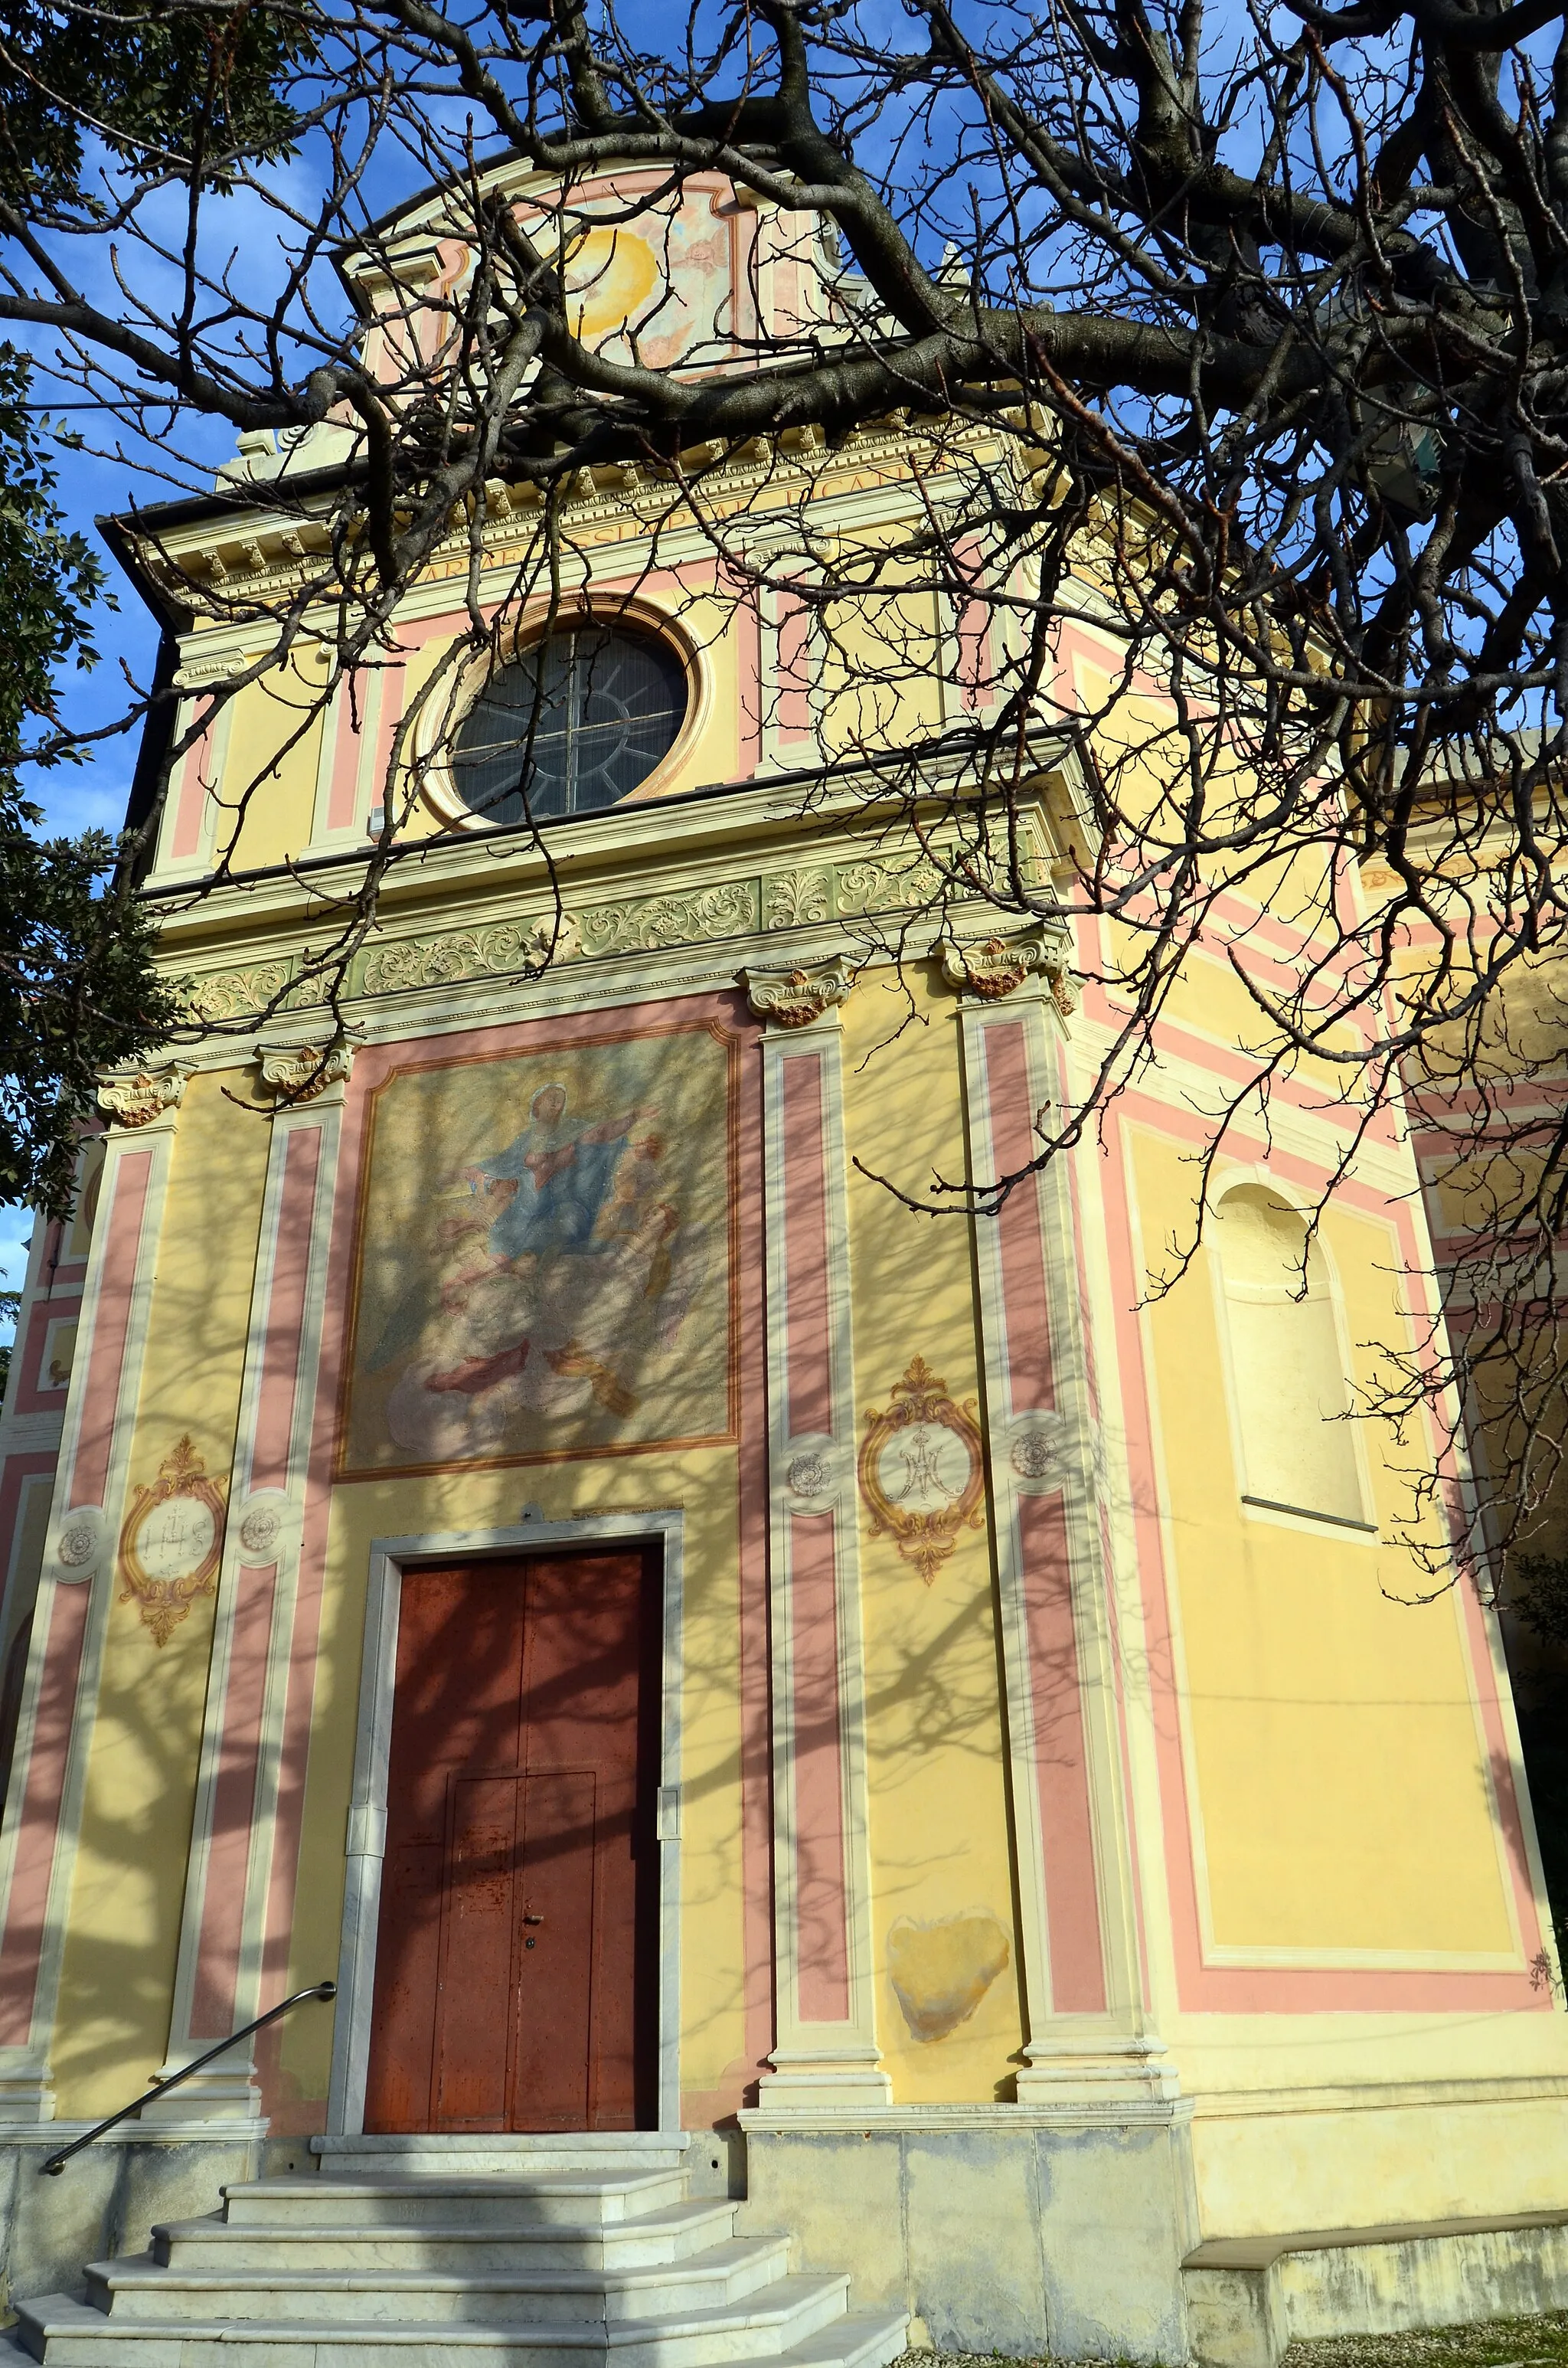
[[0, 165, 1563, 2363]]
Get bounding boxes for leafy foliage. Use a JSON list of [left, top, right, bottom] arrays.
[[0, 345, 178, 1219], [0, 823, 180, 1222], [0, 2, 309, 211], [0, 345, 103, 785], [1511, 1556, 1568, 1648]]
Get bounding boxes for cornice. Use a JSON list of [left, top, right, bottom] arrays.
[[172, 832, 1062, 1032], [146, 754, 1070, 952], [120, 410, 1010, 618]]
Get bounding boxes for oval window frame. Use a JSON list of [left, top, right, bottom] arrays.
[[418, 596, 710, 833]]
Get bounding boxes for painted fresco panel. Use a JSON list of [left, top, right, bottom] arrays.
[[341, 1022, 737, 1475]]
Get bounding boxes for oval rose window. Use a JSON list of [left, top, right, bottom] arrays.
[[452, 623, 688, 824]]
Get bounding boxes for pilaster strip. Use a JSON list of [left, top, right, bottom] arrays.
[[188, 1560, 279, 2043], [165, 698, 235, 872], [0, 1131, 172, 2096], [960, 992, 1172, 2101], [160, 1101, 341, 2100], [761, 1021, 886, 2106], [789, 1513, 851, 2021], [981, 1013, 1108, 2016]]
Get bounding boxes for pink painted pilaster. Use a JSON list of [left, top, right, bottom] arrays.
[[70, 1153, 152, 1510], [0, 1584, 90, 2044], [249, 1130, 323, 1493], [166, 698, 231, 868], [788, 1515, 851, 2022], [189, 1561, 279, 2039], [782, 1056, 834, 1438], [960, 989, 1167, 2101], [158, 1105, 341, 2109], [0, 1130, 169, 2106], [757, 1013, 887, 2111]]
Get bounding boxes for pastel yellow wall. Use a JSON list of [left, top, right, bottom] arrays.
[[53, 1070, 270, 2116], [1130, 1120, 1517, 1961], [842, 973, 1024, 2101], [181, 578, 759, 885]]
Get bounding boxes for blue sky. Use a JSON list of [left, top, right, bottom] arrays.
[[0, 130, 351, 1347]]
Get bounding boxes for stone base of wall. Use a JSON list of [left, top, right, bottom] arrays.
[[1184, 2213, 1568, 2368], [4, 2117, 1566, 2366], [737, 2108, 1200, 2360], [0, 2131, 307, 2321]]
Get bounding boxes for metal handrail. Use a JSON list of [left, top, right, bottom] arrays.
[[38, 1980, 336, 2176]]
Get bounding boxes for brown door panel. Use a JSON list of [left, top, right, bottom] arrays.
[[364, 1551, 659, 2134]]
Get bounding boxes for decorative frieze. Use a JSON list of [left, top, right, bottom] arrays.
[[96, 1061, 195, 1130], [743, 957, 855, 1030], [174, 852, 1063, 1024], [184, 963, 295, 1023], [761, 868, 834, 930], [358, 914, 573, 997], [574, 881, 760, 956], [836, 855, 949, 915]]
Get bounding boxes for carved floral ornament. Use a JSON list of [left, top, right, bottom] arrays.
[[858, 1356, 987, 1583], [96, 1061, 195, 1129], [50, 1505, 109, 1583], [117, 1436, 227, 1646], [234, 1487, 298, 1565], [741, 957, 856, 1030], [937, 924, 1076, 1011]]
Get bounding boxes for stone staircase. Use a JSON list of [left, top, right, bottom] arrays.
[[4, 2131, 909, 2366]]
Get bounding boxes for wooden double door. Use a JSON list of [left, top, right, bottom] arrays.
[[364, 1549, 662, 2133]]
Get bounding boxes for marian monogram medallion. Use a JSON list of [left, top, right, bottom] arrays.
[[858, 1357, 985, 1583], [118, 1437, 227, 1645]]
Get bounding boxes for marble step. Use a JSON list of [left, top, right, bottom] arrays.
[[315, 2135, 691, 2181], [152, 2198, 740, 2275], [222, 2170, 691, 2229], [86, 2236, 798, 2325], [8, 2280, 891, 2368]]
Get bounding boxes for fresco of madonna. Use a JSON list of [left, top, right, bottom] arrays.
[[340, 1024, 736, 1473]]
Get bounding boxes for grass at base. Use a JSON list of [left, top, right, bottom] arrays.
[[887, 2317, 1568, 2368], [1282, 2314, 1568, 2368]]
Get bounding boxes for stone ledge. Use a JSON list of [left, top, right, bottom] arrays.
[[1186, 2208, 1568, 2272], [1184, 2212, 1568, 2368]]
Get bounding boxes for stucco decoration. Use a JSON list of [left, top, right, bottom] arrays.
[[938, 923, 1075, 1008], [783, 1439, 842, 1504], [742, 959, 855, 1030], [117, 1436, 227, 1644], [255, 1041, 356, 1101], [359, 915, 578, 998], [233, 1487, 299, 1565], [887, 1912, 1012, 2041], [341, 1022, 737, 1475], [836, 856, 948, 915], [48, 1505, 108, 1584], [185, 962, 294, 1022], [858, 1356, 986, 1582], [1008, 1412, 1068, 1490], [96, 1061, 195, 1129], [574, 881, 758, 957], [761, 868, 834, 930]]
